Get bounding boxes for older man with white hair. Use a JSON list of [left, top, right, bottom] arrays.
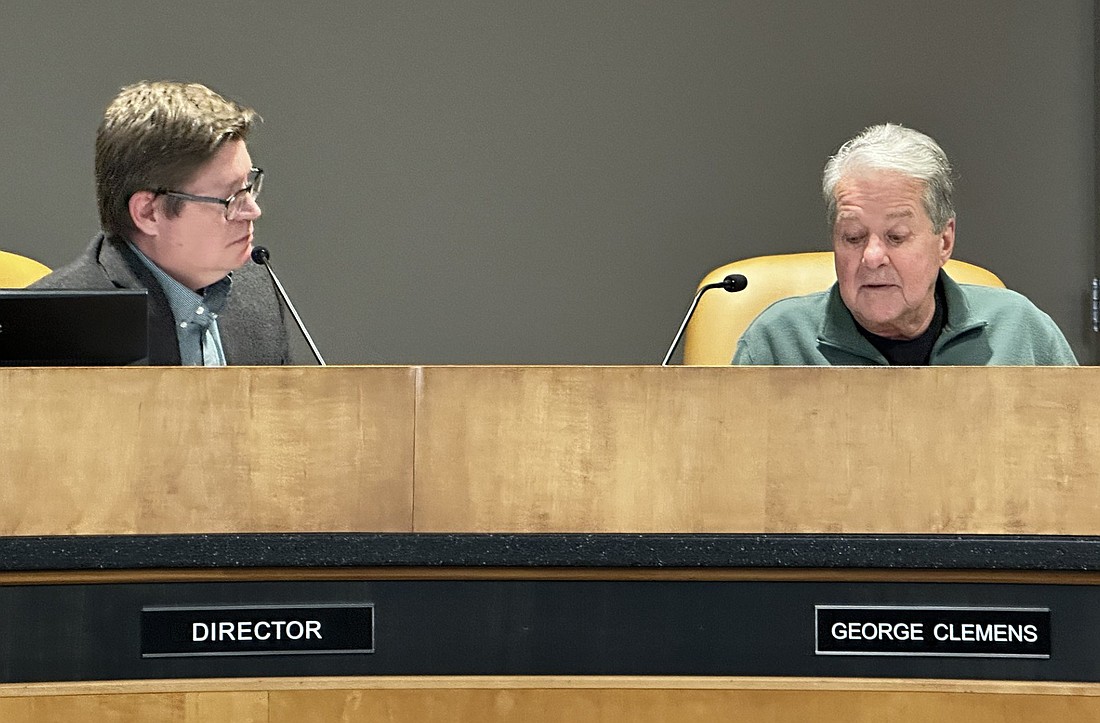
[[733, 123, 1076, 366]]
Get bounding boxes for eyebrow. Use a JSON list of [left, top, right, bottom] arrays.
[[835, 209, 918, 227], [886, 209, 915, 220]]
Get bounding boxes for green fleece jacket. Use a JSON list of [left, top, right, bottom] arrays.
[[733, 271, 1077, 366]]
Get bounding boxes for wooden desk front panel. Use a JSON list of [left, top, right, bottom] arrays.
[[414, 366, 1100, 533], [2, 677, 1100, 723], [4, 366, 1099, 535], [1, 366, 415, 535]]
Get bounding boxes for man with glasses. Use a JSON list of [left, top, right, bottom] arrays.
[[32, 80, 291, 365]]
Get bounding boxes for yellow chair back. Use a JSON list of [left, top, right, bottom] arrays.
[[0, 250, 50, 288]]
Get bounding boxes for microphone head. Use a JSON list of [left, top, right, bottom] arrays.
[[251, 245, 271, 265], [721, 273, 748, 292]]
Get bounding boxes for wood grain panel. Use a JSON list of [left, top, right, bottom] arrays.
[[5, 365, 1099, 535], [414, 366, 764, 532], [2, 678, 1099, 722], [184, 691, 267, 722], [267, 687, 1100, 723], [0, 691, 265, 722], [413, 366, 1100, 533], [0, 366, 415, 534]]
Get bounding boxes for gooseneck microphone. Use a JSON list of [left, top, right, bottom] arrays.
[[251, 246, 327, 366], [660, 273, 748, 366]]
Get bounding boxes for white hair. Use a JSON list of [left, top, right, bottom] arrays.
[[823, 123, 955, 233]]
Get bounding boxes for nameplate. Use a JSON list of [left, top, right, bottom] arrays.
[[815, 605, 1050, 658], [141, 604, 374, 658]]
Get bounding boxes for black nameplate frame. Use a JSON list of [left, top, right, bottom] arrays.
[[141, 604, 374, 658], [815, 605, 1050, 658]]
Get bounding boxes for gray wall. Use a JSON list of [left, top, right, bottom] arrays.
[[1, 1, 1094, 363]]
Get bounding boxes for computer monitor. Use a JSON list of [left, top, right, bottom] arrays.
[[0, 289, 149, 366]]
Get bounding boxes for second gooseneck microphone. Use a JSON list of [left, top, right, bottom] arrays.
[[251, 246, 327, 366], [660, 273, 748, 366]]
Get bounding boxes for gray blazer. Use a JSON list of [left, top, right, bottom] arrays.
[[31, 233, 291, 365]]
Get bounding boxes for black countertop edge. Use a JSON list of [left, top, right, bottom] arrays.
[[2, 533, 1100, 572]]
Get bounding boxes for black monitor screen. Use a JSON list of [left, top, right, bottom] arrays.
[[0, 289, 149, 366]]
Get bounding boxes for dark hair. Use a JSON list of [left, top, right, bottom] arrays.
[[96, 80, 259, 237]]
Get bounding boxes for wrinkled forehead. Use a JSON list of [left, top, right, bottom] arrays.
[[833, 171, 929, 222]]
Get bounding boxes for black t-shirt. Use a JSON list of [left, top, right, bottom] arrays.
[[856, 280, 947, 366]]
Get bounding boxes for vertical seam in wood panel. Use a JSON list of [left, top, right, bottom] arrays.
[[411, 366, 424, 532]]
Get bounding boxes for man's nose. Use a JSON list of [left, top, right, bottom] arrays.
[[861, 235, 889, 267], [238, 194, 262, 221]]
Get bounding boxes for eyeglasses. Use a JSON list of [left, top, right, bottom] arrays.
[[154, 167, 264, 221]]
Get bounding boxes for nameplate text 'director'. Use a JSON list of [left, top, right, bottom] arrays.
[[815, 605, 1050, 658], [141, 603, 374, 658]]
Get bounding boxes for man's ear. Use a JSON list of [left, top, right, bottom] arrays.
[[128, 191, 161, 237], [939, 217, 956, 265]]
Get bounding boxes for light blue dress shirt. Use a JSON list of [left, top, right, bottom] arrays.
[[127, 241, 230, 366]]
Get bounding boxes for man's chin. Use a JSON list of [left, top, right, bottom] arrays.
[[850, 306, 905, 336], [222, 245, 251, 274], [231, 239, 254, 264]]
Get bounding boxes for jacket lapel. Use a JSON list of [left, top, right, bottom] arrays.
[[96, 235, 182, 365]]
